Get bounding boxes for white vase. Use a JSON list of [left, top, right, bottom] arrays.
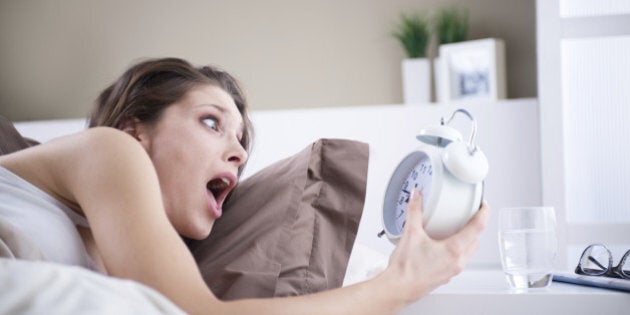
[[433, 56, 448, 103], [402, 58, 431, 104]]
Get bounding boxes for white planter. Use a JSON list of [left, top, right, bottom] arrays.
[[402, 58, 431, 104], [433, 56, 448, 103]]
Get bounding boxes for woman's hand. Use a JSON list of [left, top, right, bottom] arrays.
[[383, 189, 489, 304]]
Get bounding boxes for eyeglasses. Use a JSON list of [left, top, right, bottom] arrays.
[[575, 244, 630, 279]]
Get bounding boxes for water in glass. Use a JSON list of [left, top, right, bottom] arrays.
[[498, 207, 557, 289]]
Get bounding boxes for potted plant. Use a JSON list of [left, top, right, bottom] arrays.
[[434, 7, 469, 102], [392, 12, 431, 104], [435, 7, 469, 45]]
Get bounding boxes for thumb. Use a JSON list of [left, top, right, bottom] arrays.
[[404, 189, 426, 234]]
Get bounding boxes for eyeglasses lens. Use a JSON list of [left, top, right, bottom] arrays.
[[621, 253, 630, 278], [579, 244, 610, 276]]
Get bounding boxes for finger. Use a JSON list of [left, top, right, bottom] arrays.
[[479, 200, 489, 211], [447, 203, 489, 247], [460, 236, 480, 262], [457, 238, 480, 270], [403, 189, 426, 235]]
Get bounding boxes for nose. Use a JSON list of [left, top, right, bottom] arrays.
[[225, 136, 248, 167]]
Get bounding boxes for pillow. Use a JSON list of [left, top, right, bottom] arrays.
[[186, 139, 369, 300], [0, 115, 46, 259], [0, 115, 39, 155]]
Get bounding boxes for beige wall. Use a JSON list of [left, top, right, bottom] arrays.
[[0, 0, 536, 121]]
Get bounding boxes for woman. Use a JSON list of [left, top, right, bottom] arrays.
[[0, 58, 488, 314]]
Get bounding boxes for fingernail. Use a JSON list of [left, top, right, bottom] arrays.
[[410, 189, 421, 200]]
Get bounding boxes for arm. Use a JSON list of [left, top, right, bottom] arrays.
[[1, 127, 218, 312], [220, 190, 489, 315], [11, 127, 487, 314], [49, 128, 218, 313]]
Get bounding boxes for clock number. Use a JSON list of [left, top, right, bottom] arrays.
[[396, 209, 405, 218]]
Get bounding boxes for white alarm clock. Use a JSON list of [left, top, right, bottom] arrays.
[[379, 109, 488, 242]]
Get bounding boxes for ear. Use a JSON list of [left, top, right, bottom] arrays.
[[120, 117, 154, 152], [119, 117, 142, 141]]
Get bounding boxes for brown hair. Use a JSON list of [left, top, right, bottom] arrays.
[[89, 57, 254, 174]]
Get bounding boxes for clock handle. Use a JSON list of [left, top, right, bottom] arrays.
[[444, 109, 478, 154]]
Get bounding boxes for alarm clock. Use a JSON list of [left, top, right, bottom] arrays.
[[379, 109, 488, 242]]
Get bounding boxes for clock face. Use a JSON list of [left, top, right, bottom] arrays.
[[394, 157, 433, 234]]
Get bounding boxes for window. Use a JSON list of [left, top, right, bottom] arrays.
[[537, 0, 630, 269]]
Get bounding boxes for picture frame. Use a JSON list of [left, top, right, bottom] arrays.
[[437, 38, 506, 102]]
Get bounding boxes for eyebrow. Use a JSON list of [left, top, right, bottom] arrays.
[[197, 103, 227, 113]]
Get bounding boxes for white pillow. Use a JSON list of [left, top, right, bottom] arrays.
[[343, 242, 389, 287]]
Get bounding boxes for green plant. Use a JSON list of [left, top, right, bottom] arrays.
[[392, 13, 430, 58], [435, 7, 469, 44]]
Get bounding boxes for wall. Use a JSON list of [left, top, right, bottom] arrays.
[[0, 0, 536, 121]]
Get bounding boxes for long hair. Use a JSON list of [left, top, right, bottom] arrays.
[[88, 57, 254, 174]]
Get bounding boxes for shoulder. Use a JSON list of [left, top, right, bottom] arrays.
[[40, 127, 151, 169], [0, 127, 156, 213], [50, 127, 161, 216], [9, 127, 155, 197], [52, 127, 155, 185], [2, 126, 150, 169], [69, 127, 146, 155], [24, 127, 154, 180], [0, 126, 146, 163]]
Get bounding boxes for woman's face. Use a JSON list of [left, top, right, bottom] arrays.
[[135, 84, 248, 239]]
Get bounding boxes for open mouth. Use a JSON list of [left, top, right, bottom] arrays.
[[207, 177, 231, 199], [206, 173, 237, 217]]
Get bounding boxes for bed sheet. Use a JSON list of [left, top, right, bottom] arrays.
[[0, 258, 185, 315], [0, 241, 387, 314]]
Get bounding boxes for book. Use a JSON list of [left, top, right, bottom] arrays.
[[553, 272, 630, 293]]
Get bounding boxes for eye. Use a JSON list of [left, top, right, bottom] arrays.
[[202, 117, 219, 131]]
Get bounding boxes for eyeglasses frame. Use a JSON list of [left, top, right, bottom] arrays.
[[574, 243, 630, 279]]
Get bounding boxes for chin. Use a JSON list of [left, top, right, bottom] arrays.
[[179, 220, 214, 240]]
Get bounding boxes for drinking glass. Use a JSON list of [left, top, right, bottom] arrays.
[[498, 207, 557, 289]]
